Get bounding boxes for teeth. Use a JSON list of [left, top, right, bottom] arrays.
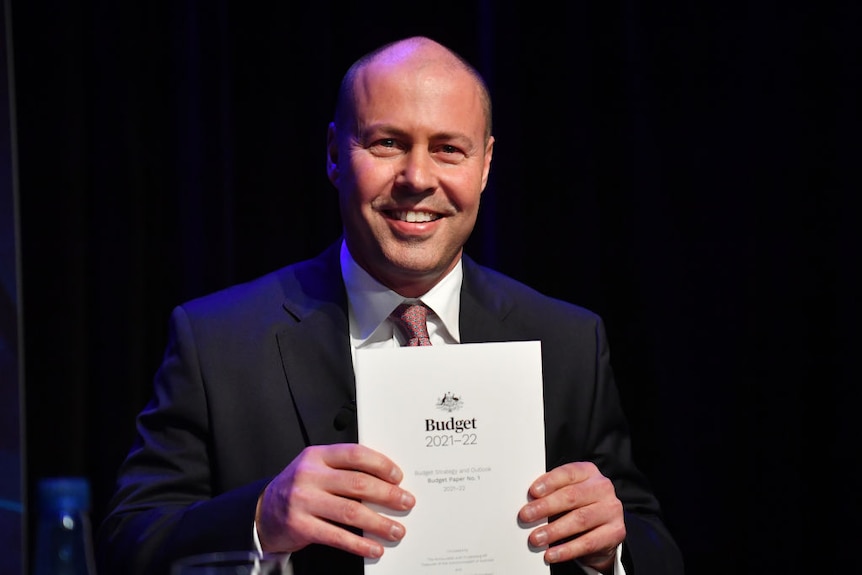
[[394, 210, 437, 223]]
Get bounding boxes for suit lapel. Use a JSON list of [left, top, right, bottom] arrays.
[[459, 255, 516, 343], [274, 250, 516, 447], [275, 243, 358, 445]]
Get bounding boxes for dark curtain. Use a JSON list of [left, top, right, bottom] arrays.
[[12, 1, 859, 573]]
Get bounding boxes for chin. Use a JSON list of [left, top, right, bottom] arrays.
[[385, 258, 439, 277], [390, 240, 442, 261]]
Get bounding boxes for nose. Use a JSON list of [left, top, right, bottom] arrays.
[[396, 149, 437, 194]]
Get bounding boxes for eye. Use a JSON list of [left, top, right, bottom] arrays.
[[367, 138, 403, 157], [435, 143, 467, 163]]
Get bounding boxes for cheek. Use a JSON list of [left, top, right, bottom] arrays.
[[338, 162, 374, 205], [351, 162, 395, 202], [446, 174, 484, 212], [339, 173, 382, 233]]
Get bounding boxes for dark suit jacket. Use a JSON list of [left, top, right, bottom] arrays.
[[96, 241, 683, 575]]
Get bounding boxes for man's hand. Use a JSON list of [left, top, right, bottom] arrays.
[[519, 461, 625, 574], [255, 443, 416, 559]]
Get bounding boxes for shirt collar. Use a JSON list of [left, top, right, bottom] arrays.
[[340, 240, 462, 345]]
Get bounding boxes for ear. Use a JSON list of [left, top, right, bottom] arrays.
[[480, 136, 495, 192], [326, 122, 339, 184]]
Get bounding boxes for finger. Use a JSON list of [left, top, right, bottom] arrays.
[[285, 508, 392, 559], [521, 463, 612, 524], [521, 480, 599, 524], [321, 443, 405, 484], [304, 464, 415, 513], [300, 481, 408, 534], [300, 491, 409, 550], [527, 493, 622, 546], [314, 444, 415, 512], [538, 521, 624, 568], [528, 461, 597, 499]]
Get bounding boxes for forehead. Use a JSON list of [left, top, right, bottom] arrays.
[[351, 57, 485, 137]]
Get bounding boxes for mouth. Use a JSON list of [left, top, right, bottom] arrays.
[[386, 210, 442, 223]]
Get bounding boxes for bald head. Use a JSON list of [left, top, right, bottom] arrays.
[[334, 36, 493, 143]]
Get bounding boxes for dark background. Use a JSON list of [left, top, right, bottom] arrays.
[[11, 1, 860, 574], [1, 1, 24, 574]]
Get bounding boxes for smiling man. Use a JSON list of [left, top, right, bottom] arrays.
[[97, 37, 683, 575], [329, 38, 494, 298]]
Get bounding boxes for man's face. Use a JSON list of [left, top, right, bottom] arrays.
[[328, 55, 494, 297]]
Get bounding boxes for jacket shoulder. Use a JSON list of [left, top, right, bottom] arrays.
[[178, 243, 343, 322], [463, 256, 602, 327]]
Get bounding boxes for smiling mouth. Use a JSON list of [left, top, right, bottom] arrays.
[[388, 210, 441, 223]]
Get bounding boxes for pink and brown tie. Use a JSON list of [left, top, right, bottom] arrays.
[[391, 302, 432, 346]]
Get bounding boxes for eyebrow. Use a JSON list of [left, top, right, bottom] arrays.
[[360, 123, 476, 148]]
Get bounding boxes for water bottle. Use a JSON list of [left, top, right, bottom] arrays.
[[33, 477, 97, 575]]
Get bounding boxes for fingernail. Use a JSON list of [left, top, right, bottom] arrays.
[[400, 492, 415, 508], [533, 482, 546, 496], [533, 529, 547, 546], [390, 523, 405, 540], [368, 544, 383, 558], [545, 548, 559, 562]]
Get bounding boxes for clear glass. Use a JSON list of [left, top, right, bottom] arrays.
[[171, 552, 291, 575], [32, 508, 97, 575], [33, 478, 97, 575]]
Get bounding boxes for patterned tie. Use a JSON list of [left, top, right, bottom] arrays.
[[391, 302, 432, 346]]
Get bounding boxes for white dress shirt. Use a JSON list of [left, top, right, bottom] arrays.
[[340, 240, 462, 352]]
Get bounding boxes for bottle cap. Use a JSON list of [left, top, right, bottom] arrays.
[[38, 477, 91, 512]]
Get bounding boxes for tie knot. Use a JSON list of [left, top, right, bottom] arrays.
[[391, 302, 432, 346]]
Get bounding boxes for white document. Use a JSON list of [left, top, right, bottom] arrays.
[[355, 341, 550, 575]]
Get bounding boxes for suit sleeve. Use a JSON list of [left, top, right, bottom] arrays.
[[591, 319, 684, 575], [545, 316, 684, 575], [95, 306, 270, 575]]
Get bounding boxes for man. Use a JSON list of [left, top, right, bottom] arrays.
[[97, 36, 683, 575]]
